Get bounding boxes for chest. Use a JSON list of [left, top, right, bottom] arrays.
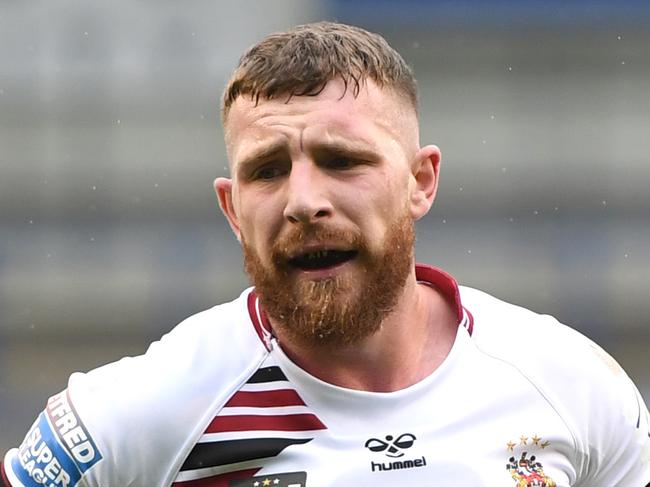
[[248, 421, 573, 486], [172, 388, 577, 487]]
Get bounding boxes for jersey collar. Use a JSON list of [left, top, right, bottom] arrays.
[[247, 263, 473, 352]]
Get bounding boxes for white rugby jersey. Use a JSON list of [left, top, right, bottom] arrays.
[[3, 264, 649, 487]]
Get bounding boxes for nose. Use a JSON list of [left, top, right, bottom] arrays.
[[283, 161, 333, 225]]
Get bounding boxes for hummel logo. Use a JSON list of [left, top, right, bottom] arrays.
[[365, 433, 427, 473], [364, 433, 416, 458]]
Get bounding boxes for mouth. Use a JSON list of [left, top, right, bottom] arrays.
[[287, 249, 358, 271]]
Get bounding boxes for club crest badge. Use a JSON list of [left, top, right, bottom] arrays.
[[505, 435, 556, 487]]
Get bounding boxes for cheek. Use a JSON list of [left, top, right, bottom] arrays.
[[237, 192, 283, 244], [341, 178, 405, 245], [367, 170, 410, 220]]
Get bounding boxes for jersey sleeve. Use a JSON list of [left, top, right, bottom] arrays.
[[2, 293, 269, 487], [462, 286, 650, 486], [1, 332, 196, 487], [574, 340, 650, 486]]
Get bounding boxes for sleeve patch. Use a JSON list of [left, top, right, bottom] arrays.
[[10, 391, 102, 487]]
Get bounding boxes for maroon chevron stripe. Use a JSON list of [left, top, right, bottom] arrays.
[[206, 414, 326, 433], [224, 389, 305, 408]]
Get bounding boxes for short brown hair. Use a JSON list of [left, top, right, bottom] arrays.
[[221, 21, 418, 123]]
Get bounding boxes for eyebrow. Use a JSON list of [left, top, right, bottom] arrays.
[[236, 139, 288, 175], [311, 139, 379, 161]]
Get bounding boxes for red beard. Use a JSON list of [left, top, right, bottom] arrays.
[[242, 214, 415, 349]]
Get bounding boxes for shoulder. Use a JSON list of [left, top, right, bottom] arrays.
[[3, 288, 272, 487], [459, 285, 631, 393], [78, 288, 270, 484], [79, 287, 267, 400], [460, 285, 594, 361], [142, 287, 268, 366], [460, 285, 650, 485]]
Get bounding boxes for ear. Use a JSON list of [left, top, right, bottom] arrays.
[[214, 177, 242, 241], [409, 144, 441, 220]]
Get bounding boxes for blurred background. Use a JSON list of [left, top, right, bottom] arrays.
[[1, 0, 648, 450]]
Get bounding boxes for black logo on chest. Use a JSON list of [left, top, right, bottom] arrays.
[[364, 433, 427, 472], [364, 433, 416, 458]]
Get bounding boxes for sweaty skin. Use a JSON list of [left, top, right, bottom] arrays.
[[216, 79, 458, 392]]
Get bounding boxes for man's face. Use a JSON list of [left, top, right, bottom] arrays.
[[218, 79, 437, 348]]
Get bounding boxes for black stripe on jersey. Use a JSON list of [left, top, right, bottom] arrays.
[[246, 366, 288, 384], [180, 437, 311, 471]]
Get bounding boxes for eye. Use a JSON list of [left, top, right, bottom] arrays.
[[325, 156, 356, 170], [252, 164, 286, 181]]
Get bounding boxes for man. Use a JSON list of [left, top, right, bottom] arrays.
[[2, 21, 649, 487]]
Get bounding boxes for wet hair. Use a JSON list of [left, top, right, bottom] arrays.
[[221, 21, 418, 123]]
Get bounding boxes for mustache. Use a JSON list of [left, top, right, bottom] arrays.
[[271, 224, 366, 263]]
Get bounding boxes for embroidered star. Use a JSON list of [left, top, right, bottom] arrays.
[[507, 441, 516, 451], [262, 479, 271, 487], [541, 441, 550, 449], [520, 435, 528, 445], [253, 483, 260, 487], [273, 480, 280, 485], [532, 435, 541, 446]]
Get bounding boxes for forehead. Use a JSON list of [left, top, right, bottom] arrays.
[[224, 79, 416, 164]]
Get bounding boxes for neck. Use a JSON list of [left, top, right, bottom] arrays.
[[271, 269, 458, 392]]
